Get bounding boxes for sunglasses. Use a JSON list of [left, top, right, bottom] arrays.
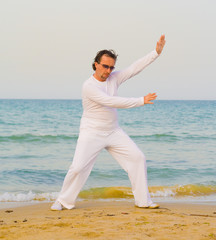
[[99, 64, 115, 71]]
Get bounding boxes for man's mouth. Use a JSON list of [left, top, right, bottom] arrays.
[[102, 73, 109, 79]]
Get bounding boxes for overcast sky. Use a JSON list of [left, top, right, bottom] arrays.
[[1, 0, 215, 100]]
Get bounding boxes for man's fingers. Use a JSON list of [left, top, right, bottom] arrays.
[[148, 93, 157, 99], [148, 97, 156, 100], [159, 35, 165, 43], [156, 35, 165, 54], [160, 34, 165, 41], [144, 93, 157, 104]]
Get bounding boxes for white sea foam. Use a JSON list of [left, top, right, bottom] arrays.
[[0, 190, 216, 205], [150, 190, 176, 197], [0, 191, 59, 202], [0, 190, 176, 202]]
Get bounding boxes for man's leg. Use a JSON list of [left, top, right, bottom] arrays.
[[106, 128, 154, 207], [55, 131, 105, 209]]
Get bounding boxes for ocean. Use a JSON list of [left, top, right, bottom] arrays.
[[0, 99, 216, 207]]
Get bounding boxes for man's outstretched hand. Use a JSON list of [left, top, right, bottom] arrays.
[[156, 35, 166, 55], [144, 93, 157, 104]]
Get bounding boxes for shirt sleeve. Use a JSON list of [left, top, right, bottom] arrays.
[[83, 83, 144, 109], [112, 50, 159, 87]]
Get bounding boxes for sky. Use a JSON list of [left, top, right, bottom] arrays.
[[1, 0, 216, 100]]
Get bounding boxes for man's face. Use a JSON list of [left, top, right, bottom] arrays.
[[94, 55, 115, 82]]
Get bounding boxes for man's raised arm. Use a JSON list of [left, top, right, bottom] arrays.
[[113, 35, 166, 87]]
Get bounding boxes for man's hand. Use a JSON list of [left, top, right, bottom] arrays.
[[144, 93, 157, 104], [156, 35, 166, 55]]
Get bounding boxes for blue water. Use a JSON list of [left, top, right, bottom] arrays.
[[0, 99, 216, 202]]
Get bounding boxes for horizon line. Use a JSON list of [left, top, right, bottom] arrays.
[[0, 98, 215, 101]]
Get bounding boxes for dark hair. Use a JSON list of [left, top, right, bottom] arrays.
[[92, 49, 118, 71]]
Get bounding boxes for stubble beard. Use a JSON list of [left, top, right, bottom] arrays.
[[101, 73, 109, 81]]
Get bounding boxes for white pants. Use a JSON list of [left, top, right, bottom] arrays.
[[57, 128, 153, 209]]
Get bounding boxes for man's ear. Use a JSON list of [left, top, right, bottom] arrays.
[[94, 62, 98, 69]]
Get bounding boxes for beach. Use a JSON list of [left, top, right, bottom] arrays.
[[1, 201, 216, 240]]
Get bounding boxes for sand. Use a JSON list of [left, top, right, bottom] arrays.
[[0, 201, 216, 240]]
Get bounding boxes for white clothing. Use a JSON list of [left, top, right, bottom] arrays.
[[58, 128, 152, 209], [80, 50, 158, 132], [57, 50, 159, 209]]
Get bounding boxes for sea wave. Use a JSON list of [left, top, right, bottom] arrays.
[[130, 133, 216, 142], [79, 185, 216, 199], [1, 184, 216, 202], [0, 191, 58, 202], [0, 133, 78, 143], [1, 132, 215, 144]]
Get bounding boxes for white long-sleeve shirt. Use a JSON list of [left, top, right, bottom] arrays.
[[80, 50, 159, 132]]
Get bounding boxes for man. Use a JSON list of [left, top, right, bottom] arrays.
[[51, 35, 166, 210]]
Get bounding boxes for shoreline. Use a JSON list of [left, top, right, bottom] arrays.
[[1, 197, 216, 210], [1, 201, 216, 240]]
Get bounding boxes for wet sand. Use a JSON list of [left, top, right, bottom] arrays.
[[0, 201, 216, 240]]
